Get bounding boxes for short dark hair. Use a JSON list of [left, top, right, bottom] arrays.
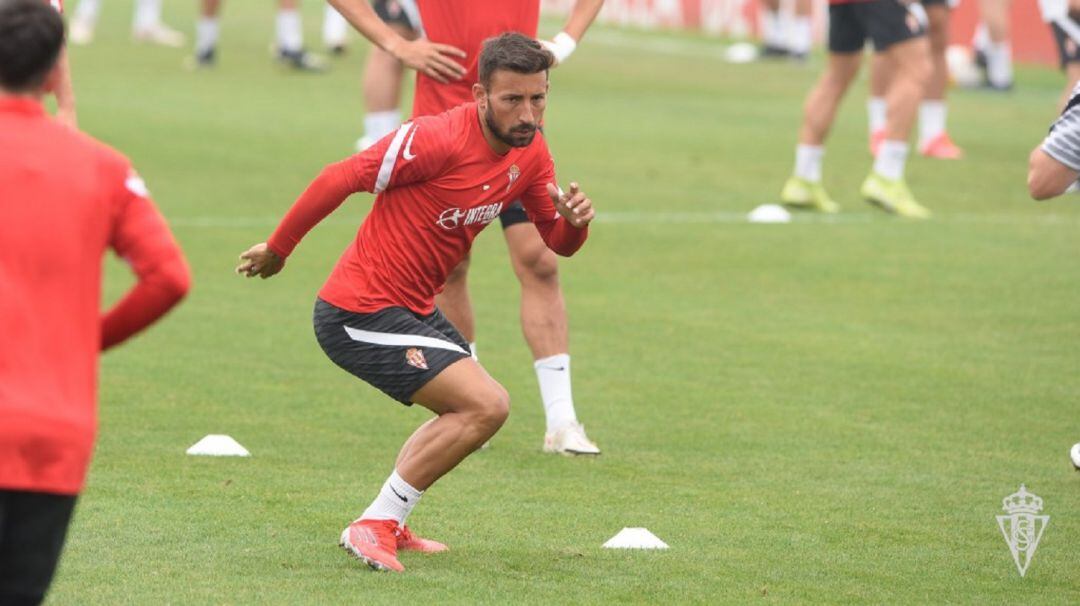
[[0, 0, 65, 92], [478, 32, 554, 89]]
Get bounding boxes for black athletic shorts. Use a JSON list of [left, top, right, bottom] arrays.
[[920, 0, 948, 7], [313, 298, 471, 405], [0, 490, 77, 606], [1052, 18, 1080, 68], [373, 0, 419, 31], [829, 0, 925, 54], [498, 200, 530, 228]]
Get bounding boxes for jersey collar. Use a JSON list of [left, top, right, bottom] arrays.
[[0, 96, 46, 117]]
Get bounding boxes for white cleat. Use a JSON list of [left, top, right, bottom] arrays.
[[543, 422, 600, 456], [133, 23, 187, 48], [69, 18, 95, 45]]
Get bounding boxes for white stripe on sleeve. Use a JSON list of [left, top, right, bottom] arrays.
[[374, 122, 413, 194]]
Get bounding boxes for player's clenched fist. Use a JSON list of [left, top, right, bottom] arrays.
[[547, 182, 594, 229], [236, 242, 285, 279]]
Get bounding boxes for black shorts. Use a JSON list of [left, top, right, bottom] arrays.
[[498, 200, 530, 229], [0, 490, 77, 605], [373, 0, 419, 31], [1052, 18, 1080, 68], [828, 0, 925, 54], [313, 298, 471, 405], [920, 0, 947, 7]]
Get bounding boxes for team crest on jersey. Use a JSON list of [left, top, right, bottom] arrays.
[[506, 165, 521, 192], [405, 348, 428, 370]]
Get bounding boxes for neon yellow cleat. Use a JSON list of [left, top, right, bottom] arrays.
[[860, 172, 931, 219], [780, 176, 840, 214]]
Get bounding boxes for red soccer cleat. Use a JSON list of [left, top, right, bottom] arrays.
[[919, 133, 964, 160], [339, 519, 404, 572], [395, 525, 449, 553], [869, 129, 886, 157]]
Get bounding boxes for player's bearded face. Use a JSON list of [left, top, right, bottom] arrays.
[[482, 71, 548, 148]]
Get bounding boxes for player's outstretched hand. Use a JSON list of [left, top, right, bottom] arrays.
[[236, 243, 284, 279], [389, 37, 467, 83], [548, 182, 594, 229]]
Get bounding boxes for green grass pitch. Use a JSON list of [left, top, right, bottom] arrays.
[[49, 2, 1080, 603]]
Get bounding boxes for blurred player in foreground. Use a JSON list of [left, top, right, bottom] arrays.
[[868, 0, 963, 159], [330, 0, 606, 455], [0, 1, 190, 602], [781, 0, 932, 218], [1028, 81, 1080, 199], [237, 34, 594, 572], [190, 0, 327, 71]]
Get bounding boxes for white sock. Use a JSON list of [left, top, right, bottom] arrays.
[[873, 140, 909, 180], [794, 144, 824, 183], [323, 5, 349, 47], [867, 97, 887, 135], [789, 16, 811, 55], [534, 354, 577, 433], [918, 100, 946, 146], [363, 110, 403, 143], [468, 342, 478, 361], [276, 9, 304, 53], [75, 0, 101, 23], [133, 0, 161, 31], [195, 17, 219, 54], [986, 42, 1013, 87], [360, 469, 423, 525], [762, 10, 783, 47], [973, 24, 988, 51]]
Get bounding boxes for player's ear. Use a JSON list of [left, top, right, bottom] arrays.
[[40, 62, 61, 95], [472, 83, 486, 108]]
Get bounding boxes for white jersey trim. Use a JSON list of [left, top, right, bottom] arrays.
[[374, 122, 414, 194], [343, 325, 468, 354]]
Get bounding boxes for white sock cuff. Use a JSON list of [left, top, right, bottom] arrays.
[[390, 469, 423, 501], [534, 353, 570, 370]]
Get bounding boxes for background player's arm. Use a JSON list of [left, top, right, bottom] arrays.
[[325, 0, 466, 83], [542, 0, 605, 65], [1030, 100, 1080, 200], [102, 170, 191, 350]]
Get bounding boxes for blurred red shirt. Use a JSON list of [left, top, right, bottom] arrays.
[[0, 97, 190, 495]]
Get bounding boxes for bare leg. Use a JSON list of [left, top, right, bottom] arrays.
[[434, 255, 476, 343], [398, 359, 510, 489], [925, 5, 950, 101], [503, 223, 568, 359], [799, 52, 864, 145], [882, 37, 931, 143]]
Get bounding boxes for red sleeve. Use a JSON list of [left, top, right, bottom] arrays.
[[101, 169, 191, 350], [518, 153, 588, 257], [265, 118, 453, 259]]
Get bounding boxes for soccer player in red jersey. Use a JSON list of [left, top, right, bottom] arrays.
[[236, 33, 594, 572], [330, 0, 606, 455], [0, 1, 190, 602]]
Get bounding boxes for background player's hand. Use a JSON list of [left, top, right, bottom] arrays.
[[235, 243, 284, 279], [548, 182, 594, 229], [388, 38, 467, 83], [538, 32, 577, 67]]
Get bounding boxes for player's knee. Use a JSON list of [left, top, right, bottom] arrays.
[[516, 248, 559, 285], [468, 385, 510, 434]]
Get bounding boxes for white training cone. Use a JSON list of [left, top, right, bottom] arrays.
[[748, 204, 791, 224], [186, 434, 250, 457], [603, 527, 669, 550]]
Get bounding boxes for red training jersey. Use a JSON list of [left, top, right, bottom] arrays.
[[411, 0, 540, 118], [267, 102, 587, 316], [0, 97, 190, 496]]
